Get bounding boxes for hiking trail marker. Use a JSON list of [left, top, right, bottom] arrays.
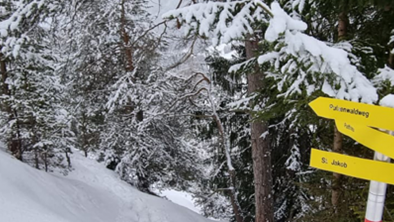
[[335, 120, 394, 159], [310, 148, 394, 185], [308, 97, 394, 222], [309, 97, 394, 131]]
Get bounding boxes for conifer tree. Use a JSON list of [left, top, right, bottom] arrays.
[[0, 0, 69, 170], [165, 1, 380, 221]]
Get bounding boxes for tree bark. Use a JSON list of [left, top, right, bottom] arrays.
[[0, 53, 9, 97], [120, 0, 142, 121], [331, 11, 347, 210], [0, 53, 22, 160], [228, 169, 244, 222], [245, 36, 274, 222], [331, 127, 343, 208], [388, 52, 394, 69], [65, 149, 71, 168], [206, 73, 244, 222], [120, 0, 134, 73], [337, 12, 348, 41]]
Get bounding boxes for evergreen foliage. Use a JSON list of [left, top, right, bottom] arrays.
[[1, 0, 394, 221]]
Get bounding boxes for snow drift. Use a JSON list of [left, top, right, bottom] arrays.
[[0, 149, 214, 222]]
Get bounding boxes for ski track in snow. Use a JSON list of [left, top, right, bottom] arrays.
[[0, 148, 215, 222]]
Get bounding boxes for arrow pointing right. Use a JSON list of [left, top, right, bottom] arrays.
[[335, 120, 394, 160]]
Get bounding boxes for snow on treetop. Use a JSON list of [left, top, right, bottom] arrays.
[[263, 2, 377, 104], [0, 0, 45, 35], [163, 0, 270, 45], [263, 28, 377, 103], [264, 2, 307, 41], [164, 0, 378, 104]]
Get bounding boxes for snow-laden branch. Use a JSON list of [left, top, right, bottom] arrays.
[[163, 0, 271, 45], [165, 0, 378, 104], [184, 72, 243, 222], [0, 0, 47, 57], [389, 29, 394, 45], [0, 0, 46, 37], [260, 3, 377, 103], [373, 65, 394, 88]]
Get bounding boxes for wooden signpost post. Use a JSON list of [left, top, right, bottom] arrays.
[[309, 97, 394, 222]]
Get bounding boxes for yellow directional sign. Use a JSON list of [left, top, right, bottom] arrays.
[[309, 97, 394, 131], [335, 120, 394, 159], [310, 148, 394, 185]]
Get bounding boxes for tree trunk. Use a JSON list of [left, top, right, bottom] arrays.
[[32, 135, 39, 169], [120, 0, 141, 120], [245, 36, 274, 222], [383, 4, 392, 69], [208, 77, 244, 222], [229, 169, 244, 222], [337, 12, 348, 41], [0, 52, 22, 160], [65, 148, 71, 168], [10, 110, 23, 161], [120, 0, 134, 73], [0, 53, 9, 96], [331, 127, 343, 208], [389, 52, 394, 69], [331, 11, 347, 210], [43, 147, 48, 172]]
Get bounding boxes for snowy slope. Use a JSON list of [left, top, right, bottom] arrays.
[[157, 189, 202, 214], [0, 149, 214, 222]]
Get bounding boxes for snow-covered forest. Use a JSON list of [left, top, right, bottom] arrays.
[[1, 0, 394, 221]]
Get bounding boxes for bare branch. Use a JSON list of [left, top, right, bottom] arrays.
[[185, 72, 209, 83], [131, 20, 167, 48], [164, 35, 198, 72], [191, 78, 209, 93], [254, 0, 274, 18], [176, 0, 183, 9]]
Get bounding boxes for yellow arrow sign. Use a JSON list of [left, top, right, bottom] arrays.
[[335, 120, 394, 159], [309, 97, 394, 131], [310, 148, 394, 184]]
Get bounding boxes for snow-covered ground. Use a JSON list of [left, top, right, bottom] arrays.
[[157, 189, 202, 214], [0, 148, 215, 222]]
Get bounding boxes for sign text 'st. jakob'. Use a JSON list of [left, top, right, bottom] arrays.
[[310, 148, 394, 185]]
